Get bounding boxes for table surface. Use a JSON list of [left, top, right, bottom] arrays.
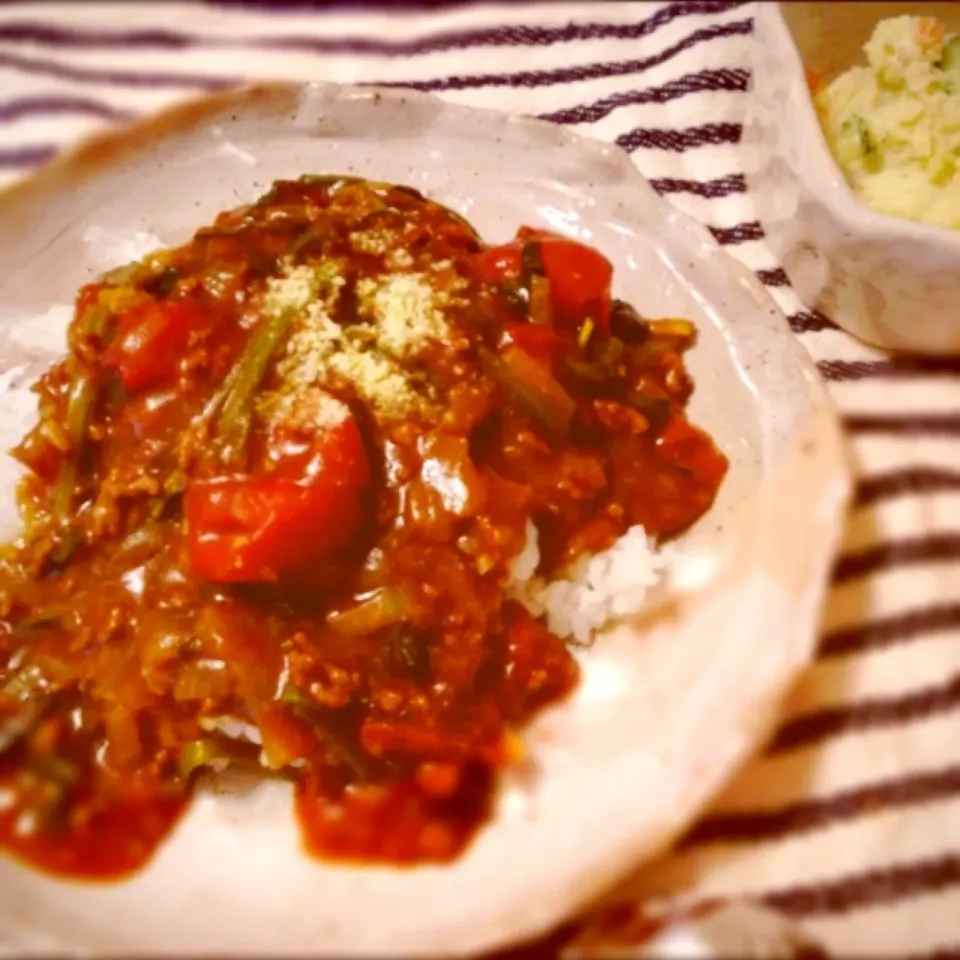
[[1, 2, 958, 955]]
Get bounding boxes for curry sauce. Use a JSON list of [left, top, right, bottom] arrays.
[[0, 177, 727, 877]]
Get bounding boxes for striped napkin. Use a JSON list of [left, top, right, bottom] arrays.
[[1, 2, 959, 956]]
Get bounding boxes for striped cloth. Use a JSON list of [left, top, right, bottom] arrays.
[[1, 2, 959, 956]]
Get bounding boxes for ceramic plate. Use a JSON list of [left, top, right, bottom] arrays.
[[0, 83, 851, 958]]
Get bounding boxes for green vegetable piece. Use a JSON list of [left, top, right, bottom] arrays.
[[10, 608, 66, 640], [326, 588, 411, 636], [163, 470, 188, 497], [51, 378, 94, 520], [48, 528, 82, 568], [1, 664, 50, 702], [482, 347, 575, 436], [847, 116, 882, 174], [197, 355, 244, 426], [625, 391, 671, 430], [214, 309, 295, 464], [279, 683, 311, 708], [69, 303, 112, 351], [288, 223, 332, 259], [145, 266, 179, 299], [426, 199, 479, 241], [50, 303, 113, 525], [147, 497, 168, 521], [178, 738, 222, 779], [280, 684, 372, 779], [563, 356, 607, 384], [940, 35, 960, 71], [0, 704, 43, 756], [64, 375, 96, 446], [36, 753, 80, 788], [31, 752, 79, 827], [593, 335, 624, 369], [100, 261, 144, 286]]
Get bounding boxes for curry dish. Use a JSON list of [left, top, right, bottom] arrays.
[[0, 176, 727, 878]]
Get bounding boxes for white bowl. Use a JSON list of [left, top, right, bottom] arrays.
[[0, 82, 850, 957], [749, 1, 960, 356]]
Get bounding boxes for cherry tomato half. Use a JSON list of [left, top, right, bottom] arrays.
[[104, 301, 204, 392], [184, 413, 370, 583], [477, 227, 613, 331]]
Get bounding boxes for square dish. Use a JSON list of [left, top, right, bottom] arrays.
[[0, 82, 850, 957], [750, 1, 960, 356]]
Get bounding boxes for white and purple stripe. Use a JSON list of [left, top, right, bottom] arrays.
[[1, 2, 958, 956]]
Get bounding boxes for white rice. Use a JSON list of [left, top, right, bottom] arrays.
[[510, 520, 672, 646], [199, 716, 262, 745]]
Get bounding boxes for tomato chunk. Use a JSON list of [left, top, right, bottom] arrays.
[[538, 239, 612, 329], [476, 244, 522, 287], [477, 227, 613, 331], [805, 67, 824, 94], [656, 416, 729, 488], [500, 601, 578, 719], [104, 301, 203, 392], [503, 322, 564, 363], [185, 414, 370, 582]]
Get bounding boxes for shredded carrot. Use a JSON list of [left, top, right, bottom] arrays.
[[918, 17, 945, 46], [805, 67, 824, 94]]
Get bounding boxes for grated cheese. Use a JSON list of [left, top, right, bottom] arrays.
[[278, 299, 421, 420], [258, 385, 350, 435], [357, 273, 451, 360], [263, 252, 467, 423], [388, 248, 415, 270], [350, 229, 398, 256], [264, 259, 345, 318], [328, 349, 417, 419]]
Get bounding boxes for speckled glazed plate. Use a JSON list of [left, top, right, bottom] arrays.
[[0, 83, 851, 958]]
